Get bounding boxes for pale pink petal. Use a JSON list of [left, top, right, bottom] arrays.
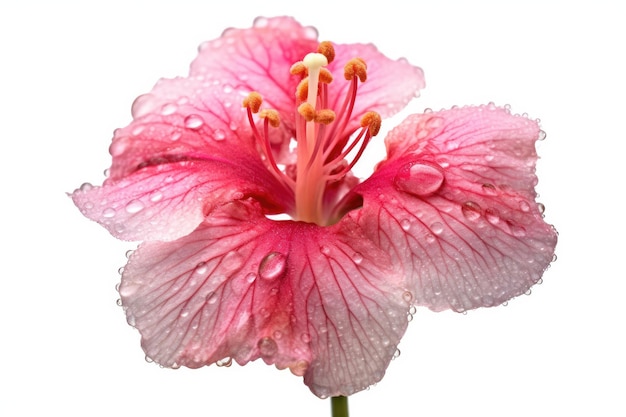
[[327, 43, 425, 121], [189, 16, 319, 157], [353, 105, 557, 312], [72, 158, 290, 242], [120, 199, 409, 397]]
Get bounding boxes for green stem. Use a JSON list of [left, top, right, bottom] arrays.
[[331, 396, 349, 417]]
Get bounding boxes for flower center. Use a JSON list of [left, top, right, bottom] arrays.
[[244, 42, 381, 226]]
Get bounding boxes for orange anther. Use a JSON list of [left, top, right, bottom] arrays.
[[317, 41, 335, 64], [361, 111, 381, 136], [319, 68, 333, 84], [297, 103, 316, 121], [260, 109, 281, 128], [243, 92, 263, 113], [290, 62, 307, 76], [296, 78, 309, 102], [315, 109, 336, 125], [344, 58, 367, 82]]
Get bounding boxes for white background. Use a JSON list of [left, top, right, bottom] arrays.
[[2, 1, 624, 416]]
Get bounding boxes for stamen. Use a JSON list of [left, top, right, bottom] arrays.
[[315, 109, 335, 125], [317, 41, 335, 64], [290, 62, 307, 76], [344, 58, 367, 82], [243, 92, 263, 113], [298, 103, 316, 121], [319, 68, 333, 84], [360, 111, 381, 136], [296, 79, 309, 102], [259, 109, 280, 128]]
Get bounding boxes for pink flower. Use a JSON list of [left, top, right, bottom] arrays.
[[72, 17, 557, 398]]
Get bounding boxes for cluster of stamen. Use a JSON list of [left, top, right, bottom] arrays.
[[243, 41, 381, 225]]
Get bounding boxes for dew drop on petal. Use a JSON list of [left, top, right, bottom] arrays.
[[184, 114, 204, 130], [402, 291, 413, 303], [394, 161, 445, 197], [320, 245, 331, 255], [519, 200, 530, 212], [102, 208, 116, 218], [257, 337, 278, 358], [216, 357, 233, 367], [461, 201, 481, 221], [400, 219, 411, 231], [289, 360, 309, 376], [301, 333, 311, 343], [538, 202, 546, 214], [160, 103, 178, 116], [206, 291, 218, 304], [213, 129, 226, 141], [149, 191, 163, 202], [125, 199, 145, 214], [430, 222, 444, 235], [538, 130, 547, 141], [392, 348, 401, 360], [482, 183, 498, 195], [131, 93, 156, 118], [485, 208, 500, 225], [79, 182, 93, 192], [259, 252, 287, 281], [352, 252, 363, 264]]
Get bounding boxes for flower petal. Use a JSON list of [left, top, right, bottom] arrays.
[[119, 199, 409, 397], [190, 16, 319, 158], [354, 105, 557, 312], [72, 157, 289, 242], [328, 43, 425, 120]]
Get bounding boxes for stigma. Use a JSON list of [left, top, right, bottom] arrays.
[[244, 42, 381, 226]]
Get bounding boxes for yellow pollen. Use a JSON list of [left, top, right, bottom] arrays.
[[361, 111, 381, 136], [243, 92, 263, 113], [344, 58, 367, 82], [317, 41, 335, 64], [315, 109, 336, 125], [259, 109, 281, 127], [297, 103, 316, 121]]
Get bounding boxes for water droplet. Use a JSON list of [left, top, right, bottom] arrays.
[[484, 154, 495, 162], [537, 203, 546, 214], [223, 84, 234, 94], [519, 200, 530, 212], [259, 252, 287, 281], [508, 222, 526, 237], [485, 208, 500, 225], [216, 357, 232, 367], [320, 245, 331, 255], [482, 183, 497, 195], [289, 360, 309, 376], [400, 219, 411, 231], [145, 355, 154, 363], [273, 330, 283, 340], [552, 253, 558, 262], [402, 291, 413, 303], [392, 348, 401, 360], [425, 234, 436, 244], [538, 130, 547, 141], [206, 291, 218, 304], [253, 16, 269, 27], [352, 252, 363, 264], [171, 130, 182, 141], [102, 207, 116, 218], [394, 161, 445, 197], [430, 222, 444, 235], [132, 125, 145, 136], [184, 114, 204, 130], [180, 309, 190, 318], [117, 267, 125, 276], [461, 201, 482, 221], [257, 337, 278, 358], [125, 199, 145, 214], [79, 182, 93, 192], [131, 93, 156, 118], [149, 191, 163, 202], [116, 298, 123, 306], [194, 262, 208, 275], [301, 333, 311, 343], [245, 272, 257, 283], [125, 249, 134, 259], [160, 103, 177, 116], [525, 289, 532, 296], [213, 129, 226, 141]]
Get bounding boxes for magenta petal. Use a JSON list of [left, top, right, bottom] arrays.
[[72, 157, 291, 242], [355, 105, 557, 312], [120, 199, 409, 397]]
